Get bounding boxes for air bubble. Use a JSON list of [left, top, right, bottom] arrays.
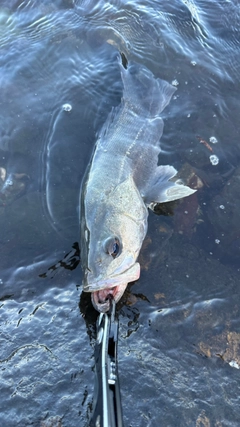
[[219, 205, 225, 210], [63, 103, 72, 112], [209, 136, 218, 144], [209, 155, 219, 165], [215, 239, 220, 244]]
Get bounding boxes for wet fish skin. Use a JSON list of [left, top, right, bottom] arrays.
[[80, 57, 195, 312]]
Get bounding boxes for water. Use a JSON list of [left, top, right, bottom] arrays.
[[0, 0, 240, 426]]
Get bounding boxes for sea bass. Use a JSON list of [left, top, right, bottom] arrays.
[[80, 56, 195, 312]]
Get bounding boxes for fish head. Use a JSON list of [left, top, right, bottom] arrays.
[[81, 175, 148, 312]]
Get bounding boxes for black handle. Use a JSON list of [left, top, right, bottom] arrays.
[[89, 309, 124, 427]]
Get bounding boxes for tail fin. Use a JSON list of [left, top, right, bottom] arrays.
[[118, 56, 176, 117]]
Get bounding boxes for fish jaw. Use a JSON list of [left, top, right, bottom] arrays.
[[91, 283, 128, 313], [84, 262, 140, 292], [88, 262, 140, 313]]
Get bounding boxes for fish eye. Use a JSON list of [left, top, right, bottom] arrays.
[[103, 237, 121, 259]]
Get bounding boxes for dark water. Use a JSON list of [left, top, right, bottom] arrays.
[[1, 1, 240, 426]]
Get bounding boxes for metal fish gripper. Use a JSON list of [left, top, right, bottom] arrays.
[[90, 298, 124, 427]]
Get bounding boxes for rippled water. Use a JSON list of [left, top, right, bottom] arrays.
[[1, 1, 240, 426]]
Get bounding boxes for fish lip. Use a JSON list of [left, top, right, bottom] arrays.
[[91, 283, 127, 313], [84, 262, 140, 292]]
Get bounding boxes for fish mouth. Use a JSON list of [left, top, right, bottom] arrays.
[[87, 262, 140, 313], [84, 262, 140, 292], [91, 283, 128, 313]]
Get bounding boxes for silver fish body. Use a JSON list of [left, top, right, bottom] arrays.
[[80, 57, 195, 312]]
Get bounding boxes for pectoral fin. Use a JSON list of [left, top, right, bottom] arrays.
[[143, 165, 196, 208]]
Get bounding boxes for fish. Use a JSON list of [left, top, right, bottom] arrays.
[[80, 56, 196, 312]]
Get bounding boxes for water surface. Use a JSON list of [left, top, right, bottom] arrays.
[[0, 1, 240, 426]]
